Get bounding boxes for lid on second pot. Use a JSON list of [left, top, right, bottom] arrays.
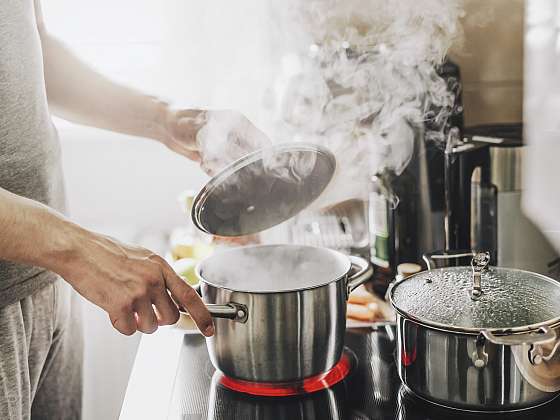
[[391, 260, 560, 332], [192, 143, 336, 237]]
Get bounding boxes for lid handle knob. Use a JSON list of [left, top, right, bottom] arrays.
[[471, 252, 490, 300]]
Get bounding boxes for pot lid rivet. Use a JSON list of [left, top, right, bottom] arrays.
[[532, 354, 543, 365], [474, 358, 485, 369]]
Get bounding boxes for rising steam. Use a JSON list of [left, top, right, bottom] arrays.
[[196, 0, 465, 210]]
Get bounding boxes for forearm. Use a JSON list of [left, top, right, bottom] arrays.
[[40, 31, 169, 142], [0, 187, 84, 276], [0, 187, 214, 335]]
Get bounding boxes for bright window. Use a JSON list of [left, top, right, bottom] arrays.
[[42, 1, 273, 126]]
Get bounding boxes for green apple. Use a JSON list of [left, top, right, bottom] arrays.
[[172, 258, 199, 287]]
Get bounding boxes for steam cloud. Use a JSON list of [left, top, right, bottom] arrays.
[[197, 0, 465, 210], [195, 110, 271, 175]]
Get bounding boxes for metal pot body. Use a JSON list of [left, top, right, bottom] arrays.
[[201, 278, 345, 382], [396, 314, 560, 411]]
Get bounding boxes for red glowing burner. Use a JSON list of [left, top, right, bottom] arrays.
[[217, 350, 355, 397]]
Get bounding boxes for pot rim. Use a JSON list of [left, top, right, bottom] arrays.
[[392, 306, 560, 336], [196, 244, 352, 294], [390, 266, 560, 335]]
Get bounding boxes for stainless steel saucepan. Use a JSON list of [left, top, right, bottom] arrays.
[[184, 142, 374, 382], [193, 244, 372, 383]]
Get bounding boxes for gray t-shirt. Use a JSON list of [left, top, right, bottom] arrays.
[[0, 0, 66, 307]]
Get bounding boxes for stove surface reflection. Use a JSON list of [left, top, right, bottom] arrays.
[[167, 329, 560, 420]]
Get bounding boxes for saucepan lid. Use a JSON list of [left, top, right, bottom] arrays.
[[191, 143, 336, 237], [390, 252, 560, 333]]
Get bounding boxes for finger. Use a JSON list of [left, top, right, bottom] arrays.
[[174, 109, 207, 126], [109, 310, 136, 336], [162, 265, 214, 336], [152, 289, 180, 326], [173, 111, 206, 144], [177, 116, 201, 132], [165, 140, 202, 162], [183, 150, 202, 162], [134, 298, 159, 334], [174, 118, 198, 148]]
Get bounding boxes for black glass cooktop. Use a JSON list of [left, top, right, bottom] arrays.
[[167, 328, 560, 420]]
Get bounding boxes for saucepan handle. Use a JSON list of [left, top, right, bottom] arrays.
[[482, 326, 556, 346], [180, 302, 248, 323], [346, 256, 373, 297], [483, 326, 559, 365]]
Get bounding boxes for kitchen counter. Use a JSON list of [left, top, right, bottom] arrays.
[[121, 321, 560, 420], [120, 325, 186, 420]]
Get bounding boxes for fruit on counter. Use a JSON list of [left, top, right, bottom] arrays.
[[171, 242, 214, 261], [348, 284, 377, 305], [192, 243, 214, 259], [346, 285, 396, 323], [177, 190, 197, 215], [172, 258, 199, 286], [347, 302, 382, 322], [169, 227, 214, 261], [171, 242, 195, 260]]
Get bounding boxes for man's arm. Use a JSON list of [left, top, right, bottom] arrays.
[[35, 1, 174, 144], [0, 187, 214, 336], [34, 1, 270, 168]]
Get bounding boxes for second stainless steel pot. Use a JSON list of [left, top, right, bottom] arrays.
[[390, 252, 560, 411], [195, 244, 372, 383], [395, 315, 560, 411]]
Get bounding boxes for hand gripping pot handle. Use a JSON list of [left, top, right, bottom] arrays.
[[346, 256, 373, 297]]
